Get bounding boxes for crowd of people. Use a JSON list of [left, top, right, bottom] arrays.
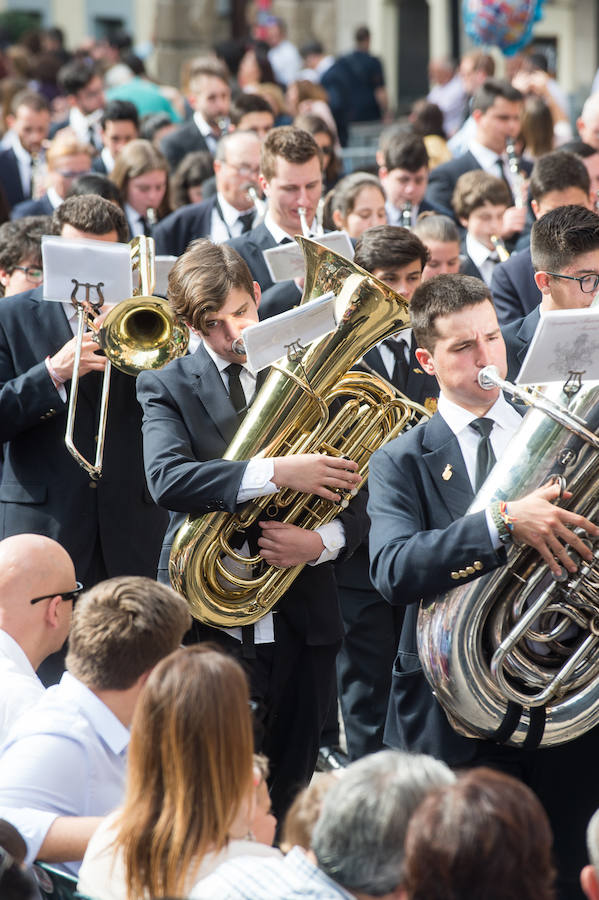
[[1, 15, 599, 900]]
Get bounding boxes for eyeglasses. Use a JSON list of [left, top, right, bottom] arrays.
[[12, 265, 43, 282], [226, 162, 260, 178], [31, 581, 84, 605], [545, 271, 599, 294], [56, 169, 92, 180]]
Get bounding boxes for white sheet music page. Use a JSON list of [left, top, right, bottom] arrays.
[[263, 232, 354, 282], [241, 291, 337, 373], [516, 307, 599, 384], [42, 236, 133, 304]]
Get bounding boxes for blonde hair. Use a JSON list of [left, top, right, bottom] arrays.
[[279, 774, 336, 854], [47, 131, 94, 168], [115, 645, 255, 899]]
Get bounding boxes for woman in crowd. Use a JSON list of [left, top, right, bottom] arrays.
[[77, 646, 280, 900], [323, 171, 387, 238], [412, 212, 461, 280], [402, 767, 556, 900], [170, 150, 214, 209], [111, 138, 170, 237]]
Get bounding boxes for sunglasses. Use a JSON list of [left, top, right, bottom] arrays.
[[31, 581, 84, 605]]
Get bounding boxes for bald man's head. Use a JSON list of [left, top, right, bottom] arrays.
[[0, 535, 76, 667]]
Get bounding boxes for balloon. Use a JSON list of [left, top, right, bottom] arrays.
[[462, 0, 546, 55]]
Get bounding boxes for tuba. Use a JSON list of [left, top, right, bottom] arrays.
[[169, 237, 429, 627], [417, 368, 599, 748]]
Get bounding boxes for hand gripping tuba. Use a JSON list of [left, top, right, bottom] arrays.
[[169, 237, 429, 627], [417, 369, 599, 748]]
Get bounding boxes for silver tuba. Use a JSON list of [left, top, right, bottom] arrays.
[[417, 368, 599, 748]]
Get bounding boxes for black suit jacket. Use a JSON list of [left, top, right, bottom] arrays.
[[490, 247, 540, 326], [0, 148, 27, 209], [10, 193, 54, 219], [459, 238, 485, 282], [136, 345, 367, 645], [363, 336, 439, 410], [258, 280, 302, 319], [502, 305, 540, 382], [0, 288, 168, 580], [160, 120, 210, 172], [153, 196, 218, 257], [367, 412, 509, 762], [425, 150, 533, 221], [227, 222, 278, 292]]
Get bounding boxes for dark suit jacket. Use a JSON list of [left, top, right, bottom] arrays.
[[367, 412, 509, 761], [459, 238, 485, 282], [91, 156, 108, 175], [502, 305, 540, 382], [0, 288, 168, 580], [0, 148, 27, 209], [425, 150, 533, 221], [160, 120, 210, 172], [490, 247, 540, 326], [10, 193, 54, 219], [363, 336, 439, 410], [259, 280, 302, 319], [227, 222, 278, 292], [153, 196, 218, 257], [136, 345, 367, 645]]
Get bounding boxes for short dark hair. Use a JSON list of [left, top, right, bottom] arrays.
[[529, 150, 590, 202], [472, 77, 524, 114], [410, 274, 493, 352], [0, 216, 49, 292], [531, 204, 599, 273], [66, 172, 123, 205], [355, 25, 370, 44], [10, 89, 49, 116], [560, 139, 599, 160], [57, 59, 99, 95], [354, 225, 429, 274], [66, 575, 191, 691], [452, 170, 511, 220], [168, 239, 255, 333], [170, 150, 214, 208], [100, 98, 139, 130], [139, 112, 173, 143], [51, 194, 129, 243], [403, 768, 555, 900], [230, 92, 273, 126], [261, 126, 321, 181], [383, 134, 429, 173]]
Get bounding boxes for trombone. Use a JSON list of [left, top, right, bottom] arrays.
[[65, 236, 189, 479]]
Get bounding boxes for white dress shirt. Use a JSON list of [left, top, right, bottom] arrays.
[[468, 138, 517, 199], [0, 630, 44, 743], [193, 111, 222, 155], [437, 390, 522, 545], [210, 192, 255, 242], [385, 201, 421, 228], [9, 133, 34, 197], [0, 671, 129, 874], [465, 232, 499, 287]]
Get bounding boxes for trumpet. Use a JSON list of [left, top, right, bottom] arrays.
[[297, 206, 311, 237], [490, 234, 510, 262], [65, 236, 189, 479]]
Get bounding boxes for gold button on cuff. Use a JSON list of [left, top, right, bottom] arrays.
[[473, 561, 483, 571], [466, 566, 475, 575], [450, 571, 460, 580], [459, 569, 467, 578]]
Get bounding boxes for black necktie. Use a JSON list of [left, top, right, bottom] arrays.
[[238, 211, 255, 233], [139, 215, 152, 237], [383, 338, 409, 388], [469, 417, 496, 492], [496, 157, 514, 200], [225, 363, 247, 421]]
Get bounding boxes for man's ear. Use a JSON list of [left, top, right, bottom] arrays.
[[531, 198, 540, 219], [415, 346, 435, 376], [259, 174, 269, 196], [253, 281, 261, 309], [378, 166, 388, 181], [458, 216, 469, 229], [534, 270, 552, 294], [0, 267, 11, 288], [581, 864, 599, 900], [332, 208, 344, 230], [45, 595, 63, 628]]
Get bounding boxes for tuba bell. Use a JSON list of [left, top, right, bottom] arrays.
[[169, 237, 430, 627], [417, 367, 599, 748]]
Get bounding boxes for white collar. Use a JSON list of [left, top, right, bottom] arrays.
[[216, 191, 253, 224], [202, 340, 255, 380], [438, 390, 519, 438], [469, 138, 503, 171], [55, 672, 130, 755], [193, 110, 216, 139], [466, 232, 495, 268], [100, 146, 115, 173], [10, 134, 32, 165], [0, 630, 38, 678], [46, 185, 63, 209], [263, 211, 296, 244]]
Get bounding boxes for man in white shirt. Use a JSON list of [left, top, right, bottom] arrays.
[[368, 273, 599, 898], [0, 534, 76, 741], [94, 99, 139, 175], [265, 17, 303, 87], [0, 575, 190, 874], [11, 131, 93, 219], [52, 61, 106, 151], [0, 90, 51, 209], [161, 58, 231, 171]]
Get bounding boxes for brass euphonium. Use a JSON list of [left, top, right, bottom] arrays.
[[169, 237, 429, 627], [417, 367, 599, 748]]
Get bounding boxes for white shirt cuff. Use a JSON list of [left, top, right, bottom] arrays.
[[309, 520, 346, 565], [485, 507, 503, 550], [0, 807, 58, 865], [44, 358, 67, 402], [237, 458, 278, 503]]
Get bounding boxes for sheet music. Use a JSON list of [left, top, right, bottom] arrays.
[[263, 232, 354, 282], [516, 307, 599, 384], [42, 236, 133, 304]]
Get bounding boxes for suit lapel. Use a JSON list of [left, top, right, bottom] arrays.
[[188, 346, 239, 444], [363, 346, 387, 380], [422, 413, 474, 520]]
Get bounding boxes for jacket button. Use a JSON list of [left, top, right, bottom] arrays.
[[450, 571, 460, 580], [89, 481, 97, 489], [459, 569, 467, 578], [466, 566, 475, 575], [473, 560, 483, 570]]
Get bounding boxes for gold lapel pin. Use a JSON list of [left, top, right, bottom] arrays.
[[442, 464, 453, 481], [413, 367, 424, 374]]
